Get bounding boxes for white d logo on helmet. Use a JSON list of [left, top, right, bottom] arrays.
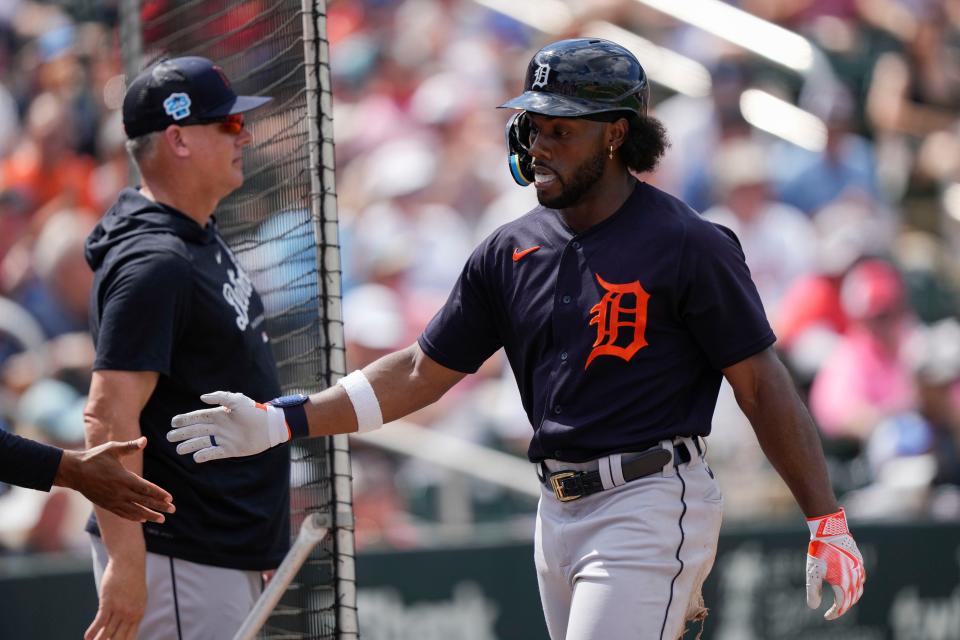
[[531, 63, 551, 89], [163, 92, 192, 120]]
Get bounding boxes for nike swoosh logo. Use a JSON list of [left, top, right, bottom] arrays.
[[512, 246, 541, 262]]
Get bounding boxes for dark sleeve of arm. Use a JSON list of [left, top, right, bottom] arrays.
[[679, 221, 776, 369], [93, 252, 192, 373], [0, 429, 63, 492], [418, 244, 504, 374]]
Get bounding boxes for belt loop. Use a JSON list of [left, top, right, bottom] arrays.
[[679, 436, 700, 467], [609, 453, 626, 486], [659, 439, 676, 478], [598, 454, 615, 489]]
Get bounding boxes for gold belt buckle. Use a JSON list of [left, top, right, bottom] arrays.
[[549, 471, 580, 502]]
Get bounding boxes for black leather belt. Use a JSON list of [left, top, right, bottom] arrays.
[[539, 439, 699, 502]]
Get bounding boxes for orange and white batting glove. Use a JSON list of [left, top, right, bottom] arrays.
[[806, 508, 866, 620]]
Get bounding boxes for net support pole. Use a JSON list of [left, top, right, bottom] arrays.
[[233, 514, 331, 640], [118, 0, 143, 185], [118, 0, 142, 87], [301, 1, 358, 637]]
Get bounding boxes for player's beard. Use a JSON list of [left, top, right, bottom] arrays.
[[536, 143, 606, 210]]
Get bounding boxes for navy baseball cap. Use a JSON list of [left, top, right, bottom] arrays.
[[122, 56, 273, 138]]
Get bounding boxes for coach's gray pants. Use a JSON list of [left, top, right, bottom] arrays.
[[91, 536, 264, 640], [535, 438, 723, 640]]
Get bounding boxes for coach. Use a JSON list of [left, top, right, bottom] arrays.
[[83, 57, 286, 640]]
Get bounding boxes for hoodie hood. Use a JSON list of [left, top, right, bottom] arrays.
[[85, 188, 215, 270]]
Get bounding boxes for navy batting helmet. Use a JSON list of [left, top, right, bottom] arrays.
[[500, 38, 649, 119], [500, 38, 649, 186]]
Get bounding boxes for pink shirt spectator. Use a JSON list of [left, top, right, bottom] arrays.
[[810, 259, 916, 441], [810, 326, 915, 440], [810, 325, 915, 441]]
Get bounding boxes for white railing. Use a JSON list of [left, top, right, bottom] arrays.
[[351, 420, 541, 500]]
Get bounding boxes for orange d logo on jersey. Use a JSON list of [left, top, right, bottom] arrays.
[[586, 273, 650, 369]]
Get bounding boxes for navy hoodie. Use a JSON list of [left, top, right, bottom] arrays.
[[85, 188, 289, 570]]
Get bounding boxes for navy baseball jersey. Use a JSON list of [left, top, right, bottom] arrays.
[[85, 188, 289, 571], [419, 182, 775, 462]]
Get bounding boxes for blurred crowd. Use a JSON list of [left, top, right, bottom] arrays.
[[2, 0, 960, 554]]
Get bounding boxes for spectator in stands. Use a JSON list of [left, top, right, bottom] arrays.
[[775, 85, 881, 216], [844, 318, 960, 519], [775, 196, 897, 382], [702, 138, 817, 319], [656, 56, 756, 213], [809, 259, 917, 444], [904, 319, 960, 489], [0, 92, 96, 223], [866, 2, 960, 227], [26, 209, 96, 337], [893, 230, 960, 324]]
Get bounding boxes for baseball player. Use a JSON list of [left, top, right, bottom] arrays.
[[0, 431, 174, 522], [83, 57, 288, 640], [169, 39, 866, 639]]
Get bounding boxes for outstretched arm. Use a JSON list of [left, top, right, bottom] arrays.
[[723, 347, 865, 621], [168, 343, 467, 461], [305, 342, 468, 435], [54, 437, 174, 523], [0, 396, 173, 522]]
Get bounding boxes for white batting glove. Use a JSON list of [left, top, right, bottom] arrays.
[[167, 391, 289, 463], [806, 508, 866, 620]]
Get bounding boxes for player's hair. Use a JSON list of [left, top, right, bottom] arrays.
[[125, 132, 160, 166], [620, 114, 670, 175]]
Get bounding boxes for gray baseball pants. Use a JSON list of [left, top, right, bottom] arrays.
[[91, 535, 264, 640], [535, 437, 723, 640]]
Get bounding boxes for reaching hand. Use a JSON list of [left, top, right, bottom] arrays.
[[806, 508, 866, 620], [56, 437, 174, 523], [167, 391, 290, 463]]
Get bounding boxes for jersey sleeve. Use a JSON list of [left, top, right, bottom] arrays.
[[678, 220, 776, 370], [418, 243, 504, 374], [0, 429, 63, 492], [93, 251, 193, 374]]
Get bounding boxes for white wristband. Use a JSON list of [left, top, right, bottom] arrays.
[[337, 370, 383, 433]]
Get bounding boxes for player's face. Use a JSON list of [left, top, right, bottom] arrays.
[[185, 116, 253, 195], [525, 114, 607, 210]]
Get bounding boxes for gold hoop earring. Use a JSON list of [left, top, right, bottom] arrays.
[[609, 145, 614, 160]]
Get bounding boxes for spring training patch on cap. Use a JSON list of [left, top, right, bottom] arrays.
[[164, 92, 192, 120]]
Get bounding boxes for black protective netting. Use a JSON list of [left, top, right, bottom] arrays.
[[120, 0, 354, 637]]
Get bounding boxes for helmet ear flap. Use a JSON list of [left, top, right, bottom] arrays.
[[505, 111, 534, 187]]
